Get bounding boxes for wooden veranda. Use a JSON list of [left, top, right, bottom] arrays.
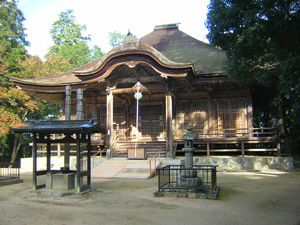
[[173, 127, 280, 156]]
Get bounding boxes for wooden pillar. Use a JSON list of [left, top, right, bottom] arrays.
[[247, 89, 253, 133], [76, 132, 81, 193], [106, 87, 114, 151], [277, 142, 281, 156], [57, 144, 61, 157], [65, 85, 71, 120], [241, 141, 245, 157], [206, 142, 210, 157], [76, 88, 83, 120], [207, 91, 212, 137], [91, 95, 97, 119], [165, 90, 173, 158], [46, 134, 51, 171], [32, 132, 37, 191], [87, 133, 91, 187], [64, 86, 71, 169]]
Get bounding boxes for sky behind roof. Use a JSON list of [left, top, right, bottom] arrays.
[[18, 0, 211, 59]]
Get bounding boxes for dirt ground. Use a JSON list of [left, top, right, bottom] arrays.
[[0, 171, 300, 225]]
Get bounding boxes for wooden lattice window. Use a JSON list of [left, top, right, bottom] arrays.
[[217, 99, 245, 136], [139, 105, 163, 138], [176, 102, 208, 135]]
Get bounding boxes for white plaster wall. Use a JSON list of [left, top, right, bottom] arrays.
[[20, 156, 78, 173]]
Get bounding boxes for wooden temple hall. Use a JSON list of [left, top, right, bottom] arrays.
[[11, 23, 280, 159]]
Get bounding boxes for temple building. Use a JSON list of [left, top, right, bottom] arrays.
[[10, 23, 279, 158]]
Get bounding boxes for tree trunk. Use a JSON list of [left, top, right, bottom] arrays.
[[277, 96, 290, 152], [10, 134, 23, 164]]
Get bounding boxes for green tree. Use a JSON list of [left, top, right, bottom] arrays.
[[90, 45, 104, 61], [0, 2, 73, 163], [108, 30, 126, 48], [0, 0, 30, 162], [206, 0, 300, 152], [0, 0, 29, 86], [48, 9, 104, 68], [50, 9, 90, 47]]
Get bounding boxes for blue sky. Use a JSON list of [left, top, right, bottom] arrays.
[[18, 0, 211, 59]]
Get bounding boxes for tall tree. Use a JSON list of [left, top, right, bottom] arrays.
[[48, 9, 104, 69], [0, 0, 30, 162], [0, 0, 29, 85], [0, 2, 73, 162], [108, 30, 126, 48], [206, 0, 300, 152]]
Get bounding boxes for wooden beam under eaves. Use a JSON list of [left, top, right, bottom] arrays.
[[111, 85, 165, 94], [117, 76, 165, 84]]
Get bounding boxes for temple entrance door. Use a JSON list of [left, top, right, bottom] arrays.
[[113, 106, 126, 138], [139, 105, 164, 139]]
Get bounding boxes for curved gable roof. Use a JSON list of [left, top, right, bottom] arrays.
[[75, 38, 193, 76], [10, 38, 195, 91]]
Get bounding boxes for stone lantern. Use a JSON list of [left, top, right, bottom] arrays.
[[177, 126, 201, 187], [180, 126, 198, 169]]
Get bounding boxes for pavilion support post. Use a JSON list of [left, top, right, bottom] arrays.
[[32, 132, 37, 191], [165, 90, 173, 158], [76, 88, 83, 120], [106, 87, 114, 155], [46, 134, 51, 171], [87, 133, 91, 187], [76, 132, 81, 193], [64, 86, 71, 170], [57, 144, 61, 157]]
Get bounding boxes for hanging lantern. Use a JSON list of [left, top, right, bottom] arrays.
[[134, 92, 142, 100], [133, 81, 142, 100]]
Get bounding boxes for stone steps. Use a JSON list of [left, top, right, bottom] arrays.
[[113, 141, 166, 158]]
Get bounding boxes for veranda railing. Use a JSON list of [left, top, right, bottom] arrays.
[[174, 127, 277, 139]]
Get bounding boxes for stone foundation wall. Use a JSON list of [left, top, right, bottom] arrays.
[[189, 156, 294, 172]]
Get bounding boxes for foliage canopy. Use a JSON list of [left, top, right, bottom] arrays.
[[108, 30, 126, 48], [48, 9, 104, 69], [206, 0, 300, 152]]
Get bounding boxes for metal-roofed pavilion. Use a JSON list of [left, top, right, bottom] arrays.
[[13, 119, 106, 194]]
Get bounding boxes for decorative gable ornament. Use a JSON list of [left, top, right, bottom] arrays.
[[123, 31, 140, 44]]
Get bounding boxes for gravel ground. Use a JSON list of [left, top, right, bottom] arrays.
[[0, 171, 299, 225]]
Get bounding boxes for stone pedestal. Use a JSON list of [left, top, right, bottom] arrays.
[[176, 176, 202, 187], [46, 173, 75, 190], [183, 147, 195, 169]]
